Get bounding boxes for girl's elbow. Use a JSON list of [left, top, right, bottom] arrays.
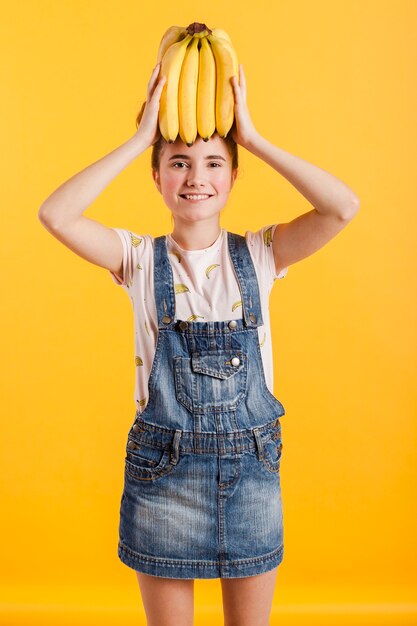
[[342, 196, 360, 220]]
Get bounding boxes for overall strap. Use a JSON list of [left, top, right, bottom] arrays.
[[227, 231, 264, 328], [154, 235, 176, 328]]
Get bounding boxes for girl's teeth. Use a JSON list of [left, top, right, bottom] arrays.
[[184, 194, 210, 200]]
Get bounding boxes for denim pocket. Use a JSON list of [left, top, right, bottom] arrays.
[[259, 424, 283, 474], [125, 434, 178, 481], [174, 350, 247, 413], [126, 439, 165, 468]]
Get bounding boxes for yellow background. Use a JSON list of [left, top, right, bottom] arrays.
[[1, 0, 416, 623]]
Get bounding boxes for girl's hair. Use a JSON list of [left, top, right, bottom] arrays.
[[135, 102, 239, 173]]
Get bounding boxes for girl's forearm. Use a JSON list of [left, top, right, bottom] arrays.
[[245, 133, 360, 218], [38, 133, 148, 230]]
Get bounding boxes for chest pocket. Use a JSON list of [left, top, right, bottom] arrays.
[[174, 350, 247, 413]]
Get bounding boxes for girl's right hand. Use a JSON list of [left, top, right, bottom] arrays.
[[134, 64, 166, 148]]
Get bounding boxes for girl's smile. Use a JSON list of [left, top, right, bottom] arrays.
[[179, 193, 214, 202]]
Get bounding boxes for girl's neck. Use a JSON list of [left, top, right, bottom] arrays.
[[170, 223, 222, 251]]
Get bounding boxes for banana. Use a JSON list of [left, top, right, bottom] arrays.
[[207, 34, 239, 138], [197, 37, 216, 141], [210, 28, 233, 44], [156, 25, 187, 64], [193, 29, 210, 39], [155, 23, 239, 143], [178, 36, 200, 146], [158, 34, 193, 143]]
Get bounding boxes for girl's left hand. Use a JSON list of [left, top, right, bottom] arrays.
[[229, 64, 259, 148]]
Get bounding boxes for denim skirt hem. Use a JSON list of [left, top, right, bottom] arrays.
[[118, 540, 284, 579]]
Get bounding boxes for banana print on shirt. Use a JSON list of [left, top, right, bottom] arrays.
[[263, 226, 273, 247], [175, 283, 190, 294], [205, 263, 220, 278], [130, 233, 142, 248]]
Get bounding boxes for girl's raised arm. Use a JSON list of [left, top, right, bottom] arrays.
[[244, 133, 360, 275], [230, 65, 360, 276], [38, 65, 166, 277]]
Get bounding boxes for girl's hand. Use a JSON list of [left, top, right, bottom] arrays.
[[230, 64, 259, 149], [134, 64, 166, 148]]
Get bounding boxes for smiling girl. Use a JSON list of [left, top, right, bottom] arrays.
[[39, 62, 359, 626]]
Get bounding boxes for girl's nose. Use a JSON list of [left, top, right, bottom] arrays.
[[186, 180, 206, 188], [186, 167, 206, 187]]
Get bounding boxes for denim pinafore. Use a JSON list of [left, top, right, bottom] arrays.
[[118, 231, 286, 579]]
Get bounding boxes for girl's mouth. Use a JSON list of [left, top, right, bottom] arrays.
[[179, 194, 213, 202]]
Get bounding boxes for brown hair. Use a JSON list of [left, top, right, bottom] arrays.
[[135, 102, 239, 173]]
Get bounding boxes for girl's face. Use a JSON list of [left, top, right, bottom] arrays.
[[152, 134, 237, 225]]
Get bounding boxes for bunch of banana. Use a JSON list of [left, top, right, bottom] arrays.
[[156, 22, 239, 145]]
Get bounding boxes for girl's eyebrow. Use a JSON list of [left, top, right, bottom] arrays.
[[168, 154, 226, 161]]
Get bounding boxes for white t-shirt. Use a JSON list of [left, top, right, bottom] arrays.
[[109, 224, 288, 412]]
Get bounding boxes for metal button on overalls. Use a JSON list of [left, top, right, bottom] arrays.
[[118, 231, 286, 581]]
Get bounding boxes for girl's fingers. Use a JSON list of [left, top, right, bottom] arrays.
[[231, 75, 241, 103], [147, 64, 161, 95], [148, 65, 159, 89], [232, 67, 245, 91], [239, 65, 246, 95], [147, 79, 165, 107], [150, 74, 166, 102]]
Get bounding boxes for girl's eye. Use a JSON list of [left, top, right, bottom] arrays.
[[171, 162, 222, 168]]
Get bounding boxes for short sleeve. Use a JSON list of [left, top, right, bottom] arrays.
[[108, 228, 148, 287], [245, 224, 288, 288]]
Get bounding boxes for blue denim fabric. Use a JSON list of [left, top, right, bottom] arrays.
[[118, 232, 285, 579]]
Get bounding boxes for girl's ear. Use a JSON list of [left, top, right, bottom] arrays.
[[152, 168, 161, 193], [231, 168, 238, 188]]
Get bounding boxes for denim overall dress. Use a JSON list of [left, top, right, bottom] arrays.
[[118, 231, 286, 579]]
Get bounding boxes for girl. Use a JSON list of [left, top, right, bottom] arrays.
[[39, 63, 359, 626]]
